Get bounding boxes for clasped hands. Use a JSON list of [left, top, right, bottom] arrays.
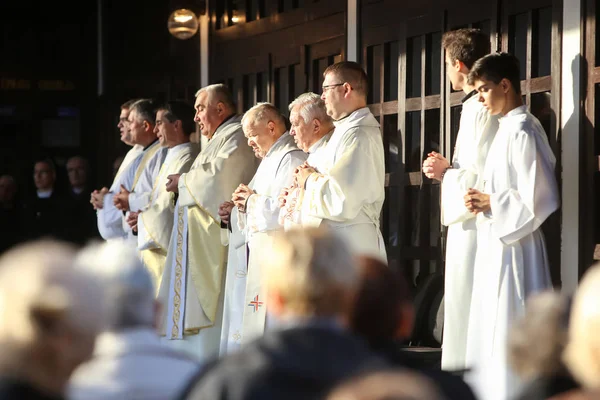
[[422, 151, 450, 181], [464, 188, 490, 214], [113, 185, 131, 211], [90, 187, 109, 210], [232, 184, 255, 213]]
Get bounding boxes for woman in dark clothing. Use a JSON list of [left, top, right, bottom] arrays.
[[349, 256, 477, 400]]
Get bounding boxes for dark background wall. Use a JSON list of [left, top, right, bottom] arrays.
[[0, 0, 201, 197]]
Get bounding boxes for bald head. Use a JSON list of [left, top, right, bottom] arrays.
[[242, 103, 288, 158]]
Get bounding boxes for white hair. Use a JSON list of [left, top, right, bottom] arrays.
[[195, 83, 236, 110], [288, 92, 331, 125], [241, 102, 286, 128], [0, 241, 107, 348], [74, 241, 155, 331], [262, 227, 359, 316]]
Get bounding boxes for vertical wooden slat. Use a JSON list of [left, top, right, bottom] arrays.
[[551, 0, 563, 153], [300, 44, 308, 93], [525, 10, 533, 106], [491, 0, 501, 52], [268, 53, 274, 103], [419, 33, 430, 273], [439, 11, 448, 270], [501, 1, 509, 52], [397, 24, 407, 268]]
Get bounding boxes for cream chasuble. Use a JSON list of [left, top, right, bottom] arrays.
[[158, 116, 258, 362], [239, 133, 307, 345], [279, 132, 332, 230], [301, 107, 386, 260], [137, 142, 198, 291], [97, 145, 144, 241], [464, 105, 559, 400], [440, 93, 498, 371]]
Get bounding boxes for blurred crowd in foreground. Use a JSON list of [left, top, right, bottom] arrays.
[[0, 227, 598, 400]]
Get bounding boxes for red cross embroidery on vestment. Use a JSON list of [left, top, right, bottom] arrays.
[[248, 295, 264, 312]]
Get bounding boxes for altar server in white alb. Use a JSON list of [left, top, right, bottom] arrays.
[[278, 92, 335, 230], [134, 101, 198, 289], [294, 61, 386, 260], [422, 28, 498, 372], [92, 99, 144, 241], [112, 99, 167, 246], [234, 103, 307, 344], [463, 52, 559, 400], [158, 84, 257, 363]]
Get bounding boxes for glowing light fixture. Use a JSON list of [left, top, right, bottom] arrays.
[[168, 9, 199, 40]]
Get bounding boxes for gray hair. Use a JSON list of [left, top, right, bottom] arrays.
[[262, 227, 359, 317], [129, 98, 156, 125], [75, 241, 155, 331], [288, 92, 331, 125], [241, 102, 286, 128], [508, 291, 571, 380], [196, 83, 236, 111], [0, 241, 107, 349]]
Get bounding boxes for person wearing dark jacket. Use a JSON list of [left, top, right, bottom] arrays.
[[349, 256, 477, 400], [179, 227, 385, 400], [20, 159, 68, 241], [64, 156, 99, 245]]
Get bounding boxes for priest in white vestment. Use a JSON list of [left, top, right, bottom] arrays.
[[92, 99, 144, 242], [295, 61, 386, 260], [463, 53, 559, 400], [217, 203, 247, 355], [278, 92, 334, 230], [233, 103, 307, 345], [422, 29, 497, 371], [158, 84, 258, 362], [113, 99, 166, 247], [134, 102, 198, 290]]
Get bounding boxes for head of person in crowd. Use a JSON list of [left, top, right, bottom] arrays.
[[66, 156, 89, 192], [194, 84, 237, 140], [33, 158, 56, 192], [118, 99, 138, 146], [320, 61, 369, 121], [288, 92, 335, 153], [468, 52, 523, 116], [242, 102, 288, 159], [509, 291, 574, 383], [0, 175, 17, 207], [442, 28, 491, 92], [262, 227, 359, 324], [154, 101, 196, 148], [327, 370, 446, 400], [73, 241, 159, 333], [349, 256, 414, 350], [0, 240, 107, 397], [563, 263, 600, 392], [127, 99, 157, 147]]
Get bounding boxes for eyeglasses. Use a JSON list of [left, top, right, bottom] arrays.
[[322, 83, 345, 92]]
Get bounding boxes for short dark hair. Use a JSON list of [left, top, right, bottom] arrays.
[[323, 61, 369, 98], [157, 101, 196, 136], [120, 99, 138, 110], [350, 256, 412, 347], [34, 158, 56, 174], [129, 99, 156, 125], [468, 52, 522, 95], [442, 28, 490, 69]]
